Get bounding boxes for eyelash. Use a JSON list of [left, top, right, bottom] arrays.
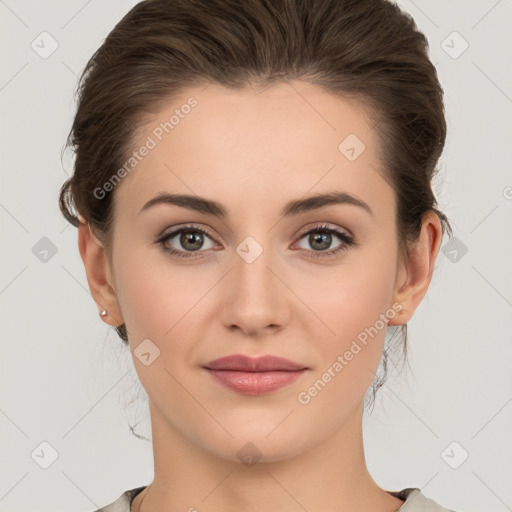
[[154, 223, 356, 260]]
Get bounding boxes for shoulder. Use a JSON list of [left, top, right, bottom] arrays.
[[89, 486, 146, 512], [390, 487, 460, 512]]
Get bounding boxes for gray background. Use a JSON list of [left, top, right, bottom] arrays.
[[1, 1, 511, 511]]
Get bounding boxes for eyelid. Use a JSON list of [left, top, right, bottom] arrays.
[[157, 222, 217, 242], [155, 221, 356, 260], [295, 222, 353, 240]]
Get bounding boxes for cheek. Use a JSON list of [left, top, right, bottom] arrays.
[[293, 292, 389, 416], [297, 245, 397, 385], [113, 247, 215, 355], [112, 251, 202, 393], [112, 244, 180, 341]]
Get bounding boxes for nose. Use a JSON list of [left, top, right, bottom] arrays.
[[220, 241, 289, 337]]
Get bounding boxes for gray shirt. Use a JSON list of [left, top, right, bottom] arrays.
[[92, 486, 459, 511]]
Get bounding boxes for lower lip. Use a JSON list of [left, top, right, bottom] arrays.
[[204, 369, 307, 395]]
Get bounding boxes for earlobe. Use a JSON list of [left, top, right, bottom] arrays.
[[388, 211, 443, 326], [77, 217, 124, 327]]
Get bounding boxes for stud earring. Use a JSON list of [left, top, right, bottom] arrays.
[[100, 309, 107, 317]]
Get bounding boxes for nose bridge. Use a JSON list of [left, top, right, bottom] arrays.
[[234, 234, 277, 303], [221, 232, 286, 333]]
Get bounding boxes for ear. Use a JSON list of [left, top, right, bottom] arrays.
[[388, 210, 443, 326], [77, 214, 124, 327]]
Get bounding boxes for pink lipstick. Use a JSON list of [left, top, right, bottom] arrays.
[[203, 354, 308, 395]]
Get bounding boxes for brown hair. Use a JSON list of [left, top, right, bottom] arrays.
[[59, 0, 452, 411]]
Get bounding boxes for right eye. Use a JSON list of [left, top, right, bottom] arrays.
[[154, 224, 218, 259]]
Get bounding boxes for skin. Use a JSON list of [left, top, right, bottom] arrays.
[[78, 80, 442, 512]]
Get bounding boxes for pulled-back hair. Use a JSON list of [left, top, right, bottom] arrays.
[[59, 0, 452, 411]]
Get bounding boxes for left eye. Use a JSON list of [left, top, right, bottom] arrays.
[[294, 225, 355, 258]]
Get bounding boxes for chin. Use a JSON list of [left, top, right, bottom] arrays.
[[209, 438, 306, 466], [192, 421, 312, 466]]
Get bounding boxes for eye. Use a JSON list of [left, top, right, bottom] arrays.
[[154, 224, 218, 259], [294, 224, 356, 258], [154, 223, 357, 261]]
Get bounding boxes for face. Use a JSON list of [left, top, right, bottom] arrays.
[[100, 81, 410, 462]]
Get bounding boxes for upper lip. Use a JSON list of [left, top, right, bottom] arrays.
[[203, 355, 307, 372]]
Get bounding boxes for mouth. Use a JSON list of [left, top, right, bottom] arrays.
[[203, 354, 308, 395], [203, 354, 307, 372]]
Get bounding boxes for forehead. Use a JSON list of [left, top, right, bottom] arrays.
[[114, 80, 390, 217]]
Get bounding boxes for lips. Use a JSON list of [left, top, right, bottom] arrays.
[[203, 355, 308, 395], [203, 354, 307, 372]]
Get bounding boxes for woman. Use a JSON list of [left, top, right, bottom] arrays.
[[59, 0, 459, 510]]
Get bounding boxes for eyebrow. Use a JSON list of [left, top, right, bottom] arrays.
[[138, 190, 373, 218]]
